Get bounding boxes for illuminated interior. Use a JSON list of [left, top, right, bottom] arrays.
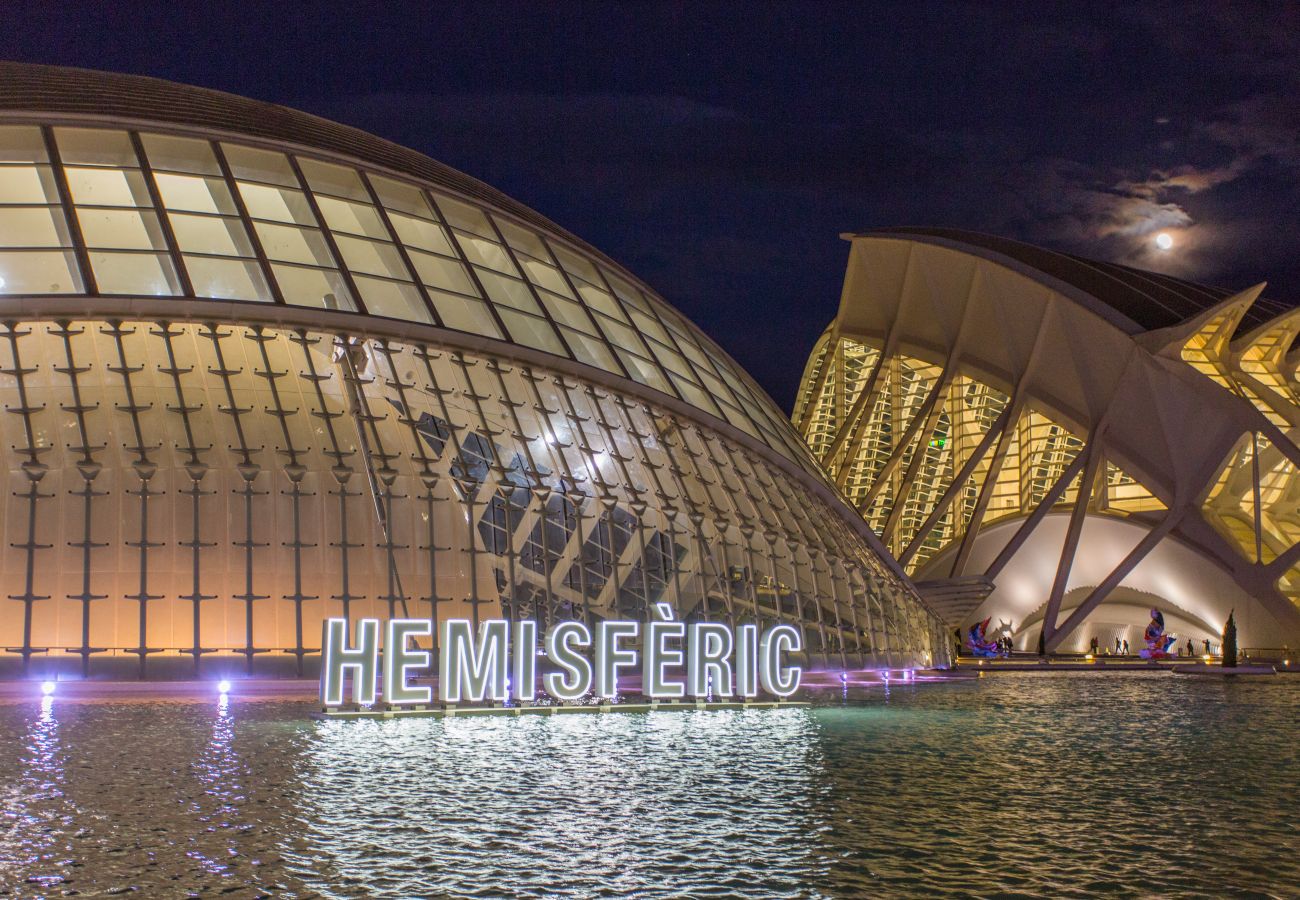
[[795, 229, 1300, 651]]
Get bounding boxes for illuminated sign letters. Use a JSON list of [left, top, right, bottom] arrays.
[[320, 617, 379, 706], [320, 612, 801, 708], [439, 619, 509, 703], [595, 621, 639, 698], [544, 621, 593, 701]]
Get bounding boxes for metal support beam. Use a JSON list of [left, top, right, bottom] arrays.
[[1046, 511, 1181, 651], [827, 337, 892, 481], [1040, 438, 1106, 643], [982, 441, 1093, 581], [856, 360, 953, 515], [949, 397, 1024, 577], [898, 401, 1014, 568], [795, 328, 839, 435]]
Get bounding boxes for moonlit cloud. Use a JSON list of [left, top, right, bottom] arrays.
[[1032, 89, 1300, 279], [283, 1, 1299, 405]]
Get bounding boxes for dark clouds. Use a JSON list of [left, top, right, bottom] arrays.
[[2, 1, 1296, 408]]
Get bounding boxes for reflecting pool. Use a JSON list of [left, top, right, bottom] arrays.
[[1, 674, 1296, 897]]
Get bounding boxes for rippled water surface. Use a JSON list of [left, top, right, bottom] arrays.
[[1, 674, 1296, 898]]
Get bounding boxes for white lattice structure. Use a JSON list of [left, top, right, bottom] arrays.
[[796, 229, 1300, 653], [0, 63, 946, 680]]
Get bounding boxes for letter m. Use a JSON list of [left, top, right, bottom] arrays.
[[438, 619, 509, 703]]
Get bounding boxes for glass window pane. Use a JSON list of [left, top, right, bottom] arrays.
[[54, 128, 138, 167], [561, 327, 619, 372], [370, 174, 434, 218], [354, 275, 431, 323], [272, 264, 354, 310], [658, 306, 701, 347], [598, 316, 641, 350], [538, 291, 593, 331], [428, 289, 502, 338], [0, 250, 82, 293], [388, 212, 454, 255], [455, 232, 514, 273], [576, 282, 626, 321], [316, 195, 389, 239], [670, 373, 724, 417], [89, 250, 181, 295], [237, 182, 316, 224], [615, 348, 672, 394], [603, 268, 650, 312], [435, 194, 494, 237], [675, 333, 713, 370], [408, 249, 478, 296], [629, 307, 672, 344], [696, 366, 738, 407], [649, 341, 695, 380], [0, 207, 71, 248], [0, 126, 49, 163], [154, 173, 237, 214], [222, 144, 298, 186], [476, 269, 542, 315], [497, 219, 548, 258], [496, 308, 566, 356], [253, 221, 335, 266], [0, 166, 59, 204], [169, 213, 255, 256], [139, 133, 221, 175], [717, 400, 754, 434], [77, 208, 169, 251], [334, 234, 410, 280], [184, 255, 270, 301], [519, 256, 574, 297], [298, 158, 368, 201], [64, 167, 153, 207], [553, 243, 600, 284]]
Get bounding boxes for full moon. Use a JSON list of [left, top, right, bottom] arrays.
[[1155, 232, 1174, 251]]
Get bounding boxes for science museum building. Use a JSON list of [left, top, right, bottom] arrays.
[[0, 62, 945, 680], [796, 229, 1300, 654]]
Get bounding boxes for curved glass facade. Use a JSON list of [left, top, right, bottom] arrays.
[[0, 89, 945, 680], [0, 123, 814, 470]]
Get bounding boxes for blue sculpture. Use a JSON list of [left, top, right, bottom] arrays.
[[965, 617, 1001, 658], [1139, 608, 1176, 659]]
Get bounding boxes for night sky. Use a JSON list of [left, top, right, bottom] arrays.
[[4, 2, 1296, 410]]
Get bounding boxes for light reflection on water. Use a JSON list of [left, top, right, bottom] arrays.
[[0, 696, 73, 892], [0, 675, 1296, 898], [290, 710, 826, 897]]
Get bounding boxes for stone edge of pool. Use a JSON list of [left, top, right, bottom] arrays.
[[2, 663, 1292, 703]]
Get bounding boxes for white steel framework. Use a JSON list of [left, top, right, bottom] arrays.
[[795, 230, 1300, 653]]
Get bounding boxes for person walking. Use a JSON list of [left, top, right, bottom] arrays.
[[1122, 638, 1129, 655]]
